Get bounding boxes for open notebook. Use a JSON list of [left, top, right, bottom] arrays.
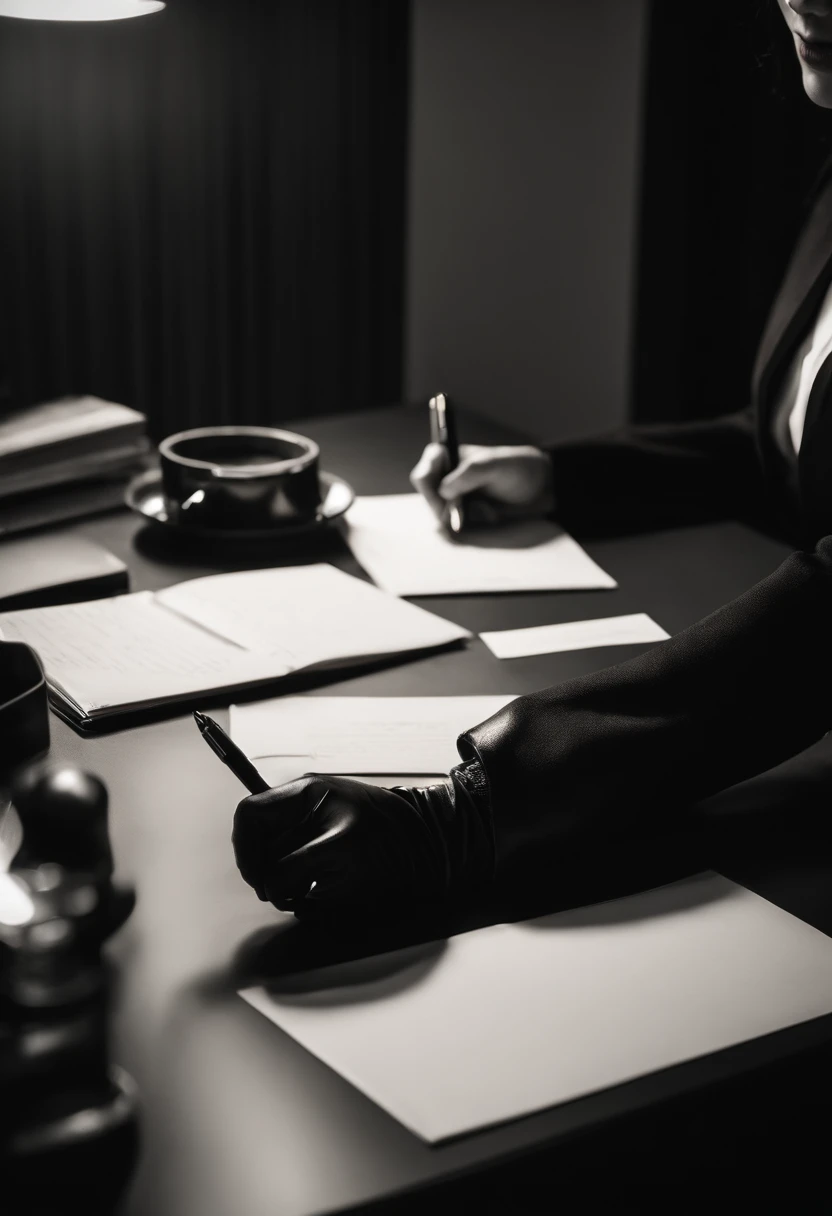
[[0, 564, 470, 728]]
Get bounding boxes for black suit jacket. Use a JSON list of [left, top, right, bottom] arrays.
[[456, 164, 832, 888], [545, 160, 832, 548]]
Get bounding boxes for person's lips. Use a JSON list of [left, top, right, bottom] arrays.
[[797, 33, 832, 72]]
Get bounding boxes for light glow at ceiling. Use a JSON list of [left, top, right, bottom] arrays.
[[0, 1, 165, 20]]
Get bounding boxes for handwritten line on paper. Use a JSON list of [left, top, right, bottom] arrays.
[[479, 613, 670, 659]]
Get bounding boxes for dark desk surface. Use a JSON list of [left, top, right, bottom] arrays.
[[34, 407, 832, 1212]]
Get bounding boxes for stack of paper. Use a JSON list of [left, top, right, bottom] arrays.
[[344, 493, 616, 596], [242, 872, 832, 1143]]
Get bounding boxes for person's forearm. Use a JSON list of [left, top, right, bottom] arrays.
[[456, 534, 832, 885], [546, 407, 771, 537]]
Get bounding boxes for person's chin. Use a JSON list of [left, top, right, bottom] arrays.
[[800, 65, 832, 109]]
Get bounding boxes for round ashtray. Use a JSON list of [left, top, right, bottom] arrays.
[[125, 467, 354, 541]]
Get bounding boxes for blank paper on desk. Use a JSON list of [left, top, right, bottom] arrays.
[[240, 872, 832, 1143], [230, 694, 518, 775], [344, 494, 616, 596]]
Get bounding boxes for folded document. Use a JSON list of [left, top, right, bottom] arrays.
[[0, 564, 470, 727]]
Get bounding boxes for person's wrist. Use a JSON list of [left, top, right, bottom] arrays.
[[448, 759, 496, 897], [508, 446, 555, 518], [391, 760, 495, 904]]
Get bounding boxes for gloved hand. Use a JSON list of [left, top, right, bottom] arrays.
[[232, 766, 494, 918]]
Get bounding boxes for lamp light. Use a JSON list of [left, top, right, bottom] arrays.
[[0, 0, 164, 19]]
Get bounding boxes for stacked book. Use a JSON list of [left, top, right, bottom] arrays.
[[0, 395, 149, 535]]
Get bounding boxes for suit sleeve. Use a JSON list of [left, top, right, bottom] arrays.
[[546, 407, 772, 537], [457, 536, 832, 885]]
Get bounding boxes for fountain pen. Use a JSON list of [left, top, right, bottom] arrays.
[[193, 710, 271, 795]]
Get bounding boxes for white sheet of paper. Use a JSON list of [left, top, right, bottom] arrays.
[[230, 694, 517, 774], [241, 872, 832, 1143], [480, 613, 670, 659], [344, 494, 616, 596]]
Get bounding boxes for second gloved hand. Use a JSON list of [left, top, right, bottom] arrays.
[[232, 767, 493, 917]]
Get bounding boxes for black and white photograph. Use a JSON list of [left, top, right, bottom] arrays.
[[4, 1, 832, 1212]]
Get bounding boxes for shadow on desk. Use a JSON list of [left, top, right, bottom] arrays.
[[131, 516, 353, 570], [339, 1104, 832, 1214], [696, 730, 832, 936], [220, 826, 711, 995], [187, 737, 832, 1005]]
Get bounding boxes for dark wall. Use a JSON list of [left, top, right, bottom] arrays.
[[404, 0, 648, 445], [0, 0, 409, 440], [632, 0, 832, 424]]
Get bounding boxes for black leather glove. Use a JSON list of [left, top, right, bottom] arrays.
[[232, 762, 493, 916]]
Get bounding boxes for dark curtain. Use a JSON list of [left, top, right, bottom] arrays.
[[631, 0, 832, 424], [0, 0, 409, 440]]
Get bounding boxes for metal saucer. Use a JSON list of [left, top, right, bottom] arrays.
[[125, 467, 355, 541]]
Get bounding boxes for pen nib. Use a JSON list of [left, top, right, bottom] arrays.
[[193, 710, 207, 730]]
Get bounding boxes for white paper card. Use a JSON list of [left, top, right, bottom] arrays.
[[480, 613, 670, 659], [230, 694, 517, 775], [241, 872, 832, 1143], [344, 494, 616, 596]]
